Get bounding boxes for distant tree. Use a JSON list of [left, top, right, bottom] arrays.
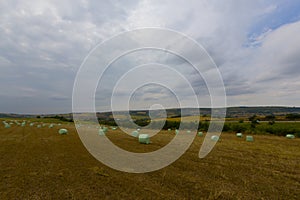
[[248, 115, 256, 122], [249, 115, 259, 128], [286, 113, 300, 120], [265, 114, 276, 121], [36, 115, 41, 118], [250, 122, 256, 129], [268, 120, 275, 125]]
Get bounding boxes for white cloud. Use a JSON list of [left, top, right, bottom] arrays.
[[1, 0, 300, 113]]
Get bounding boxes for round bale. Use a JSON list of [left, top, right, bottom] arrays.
[[138, 134, 150, 144], [236, 133, 243, 138], [102, 127, 108, 133], [198, 131, 203, 136], [131, 130, 139, 137], [58, 129, 68, 135], [246, 135, 254, 142], [98, 129, 105, 136], [211, 135, 219, 141], [286, 134, 295, 139]]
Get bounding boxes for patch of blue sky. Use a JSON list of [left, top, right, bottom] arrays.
[[245, 0, 300, 48]]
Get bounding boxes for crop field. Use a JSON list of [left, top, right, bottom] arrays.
[[0, 119, 300, 199]]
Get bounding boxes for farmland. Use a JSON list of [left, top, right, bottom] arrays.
[[0, 119, 299, 199]]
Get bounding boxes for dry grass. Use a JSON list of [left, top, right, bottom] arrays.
[[0, 121, 300, 199]]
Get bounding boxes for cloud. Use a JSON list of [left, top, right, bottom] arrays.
[[1, 0, 300, 113], [256, 21, 300, 79]]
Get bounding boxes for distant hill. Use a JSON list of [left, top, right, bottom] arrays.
[[1, 106, 300, 119], [96, 106, 300, 119], [0, 113, 35, 118], [224, 106, 300, 118]]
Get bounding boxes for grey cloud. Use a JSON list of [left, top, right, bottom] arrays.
[[1, 0, 300, 113]]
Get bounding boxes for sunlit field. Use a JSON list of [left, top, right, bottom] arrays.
[[1, 119, 299, 199]]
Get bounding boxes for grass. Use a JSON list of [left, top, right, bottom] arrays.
[[223, 121, 300, 136], [0, 119, 300, 199]]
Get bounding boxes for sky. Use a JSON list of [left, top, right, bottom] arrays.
[[1, 0, 300, 114]]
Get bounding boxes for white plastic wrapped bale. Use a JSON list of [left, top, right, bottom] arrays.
[[4, 123, 10, 128], [211, 135, 219, 141], [131, 130, 139, 137], [198, 131, 203, 136], [58, 129, 68, 135], [103, 127, 108, 133], [98, 129, 105, 136], [37, 125, 41, 128], [49, 124, 54, 128], [138, 134, 150, 144], [175, 129, 179, 135], [236, 133, 243, 138], [168, 128, 171, 131], [286, 134, 295, 139], [246, 135, 254, 142]]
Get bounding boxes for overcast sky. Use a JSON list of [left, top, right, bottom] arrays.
[[1, 0, 300, 114]]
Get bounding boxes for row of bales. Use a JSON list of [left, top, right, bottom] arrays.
[[235, 132, 296, 140], [2, 120, 28, 128], [94, 126, 258, 144], [1, 119, 68, 135], [124, 128, 297, 144], [2, 119, 298, 144]]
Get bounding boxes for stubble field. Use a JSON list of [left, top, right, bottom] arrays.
[[0, 120, 299, 199]]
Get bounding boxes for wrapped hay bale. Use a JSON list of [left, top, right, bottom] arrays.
[[168, 128, 171, 131], [4, 123, 10, 128], [103, 127, 108, 133], [175, 129, 179, 135], [58, 129, 68, 135], [37, 125, 41, 128], [211, 135, 219, 141], [186, 130, 191, 133], [236, 133, 243, 138], [98, 129, 105, 136], [49, 124, 54, 128], [30, 123, 34, 127], [198, 131, 203, 136], [131, 130, 139, 137], [246, 135, 254, 142], [21, 122, 26, 127], [138, 134, 150, 144], [286, 134, 295, 139]]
